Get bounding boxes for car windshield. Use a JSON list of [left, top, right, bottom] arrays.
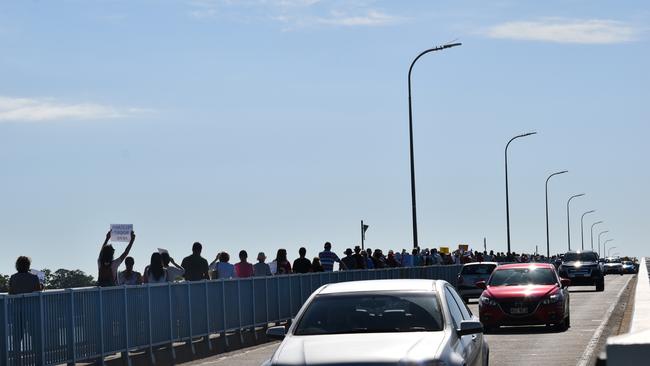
[[563, 252, 598, 262], [461, 264, 497, 275], [606, 258, 621, 263], [489, 268, 558, 286], [293, 293, 444, 336]]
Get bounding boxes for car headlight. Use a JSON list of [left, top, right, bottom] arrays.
[[479, 295, 498, 306], [541, 293, 563, 305]]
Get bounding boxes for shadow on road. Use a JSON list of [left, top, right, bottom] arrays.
[[488, 325, 564, 335]]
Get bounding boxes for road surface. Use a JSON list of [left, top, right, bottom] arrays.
[[182, 274, 633, 366]]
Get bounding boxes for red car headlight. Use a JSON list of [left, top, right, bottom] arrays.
[[541, 293, 563, 305]]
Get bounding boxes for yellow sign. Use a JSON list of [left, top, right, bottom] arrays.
[[439, 247, 450, 254]]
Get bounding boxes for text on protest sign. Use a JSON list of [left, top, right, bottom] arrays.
[[110, 224, 133, 242]]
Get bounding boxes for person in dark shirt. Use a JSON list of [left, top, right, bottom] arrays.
[[292, 247, 312, 274], [9, 256, 42, 295], [352, 246, 366, 269], [311, 257, 324, 272], [181, 242, 210, 281], [341, 248, 357, 270]]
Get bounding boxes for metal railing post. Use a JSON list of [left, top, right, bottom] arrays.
[[146, 285, 155, 365], [98, 288, 105, 366], [186, 282, 195, 354], [39, 292, 46, 365], [220, 281, 229, 349], [168, 283, 176, 361], [67, 289, 76, 365], [204, 281, 212, 351], [122, 286, 131, 366]]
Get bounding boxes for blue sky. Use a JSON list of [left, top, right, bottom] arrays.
[[0, 0, 648, 276]]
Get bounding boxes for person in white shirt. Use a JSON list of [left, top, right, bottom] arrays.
[[144, 252, 167, 284], [209, 252, 235, 279]]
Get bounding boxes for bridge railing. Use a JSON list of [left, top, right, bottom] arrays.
[[0, 265, 461, 366]]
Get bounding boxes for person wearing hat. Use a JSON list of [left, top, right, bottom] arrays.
[[341, 248, 357, 270], [253, 252, 272, 277], [352, 246, 366, 269]]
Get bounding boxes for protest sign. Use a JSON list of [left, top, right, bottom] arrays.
[[110, 224, 133, 242], [30, 269, 45, 284], [439, 247, 450, 254], [458, 244, 469, 252]]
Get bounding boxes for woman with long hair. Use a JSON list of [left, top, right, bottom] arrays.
[[274, 248, 291, 275], [97, 230, 136, 287], [144, 252, 167, 284]]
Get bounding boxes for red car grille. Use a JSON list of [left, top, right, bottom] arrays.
[[498, 300, 540, 316]]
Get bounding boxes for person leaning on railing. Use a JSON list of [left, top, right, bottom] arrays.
[[9, 256, 43, 295]]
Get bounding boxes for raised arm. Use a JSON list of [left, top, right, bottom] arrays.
[[118, 231, 136, 261], [101, 231, 111, 249]]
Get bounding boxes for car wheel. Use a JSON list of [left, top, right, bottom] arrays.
[[596, 281, 605, 292], [554, 319, 568, 332], [565, 311, 571, 328]]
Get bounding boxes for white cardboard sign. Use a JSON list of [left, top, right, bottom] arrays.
[[110, 224, 133, 242]]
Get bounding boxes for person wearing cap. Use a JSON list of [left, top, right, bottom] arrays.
[[253, 252, 272, 277], [341, 248, 357, 270]]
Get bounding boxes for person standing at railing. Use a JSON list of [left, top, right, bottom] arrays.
[[118, 257, 142, 285], [181, 242, 210, 281], [273, 249, 292, 275], [293, 247, 312, 274], [352, 246, 366, 269], [97, 230, 136, 287], [143, 252, 167, 284], [234, 250, 254, 278], [160, 252, 185, 281], [364, 248, 375, 269], [253, 252, 272, 276], [8, 256, 42, 294], [319, 242, 346, 271], [311, 257, 324, 272], [209, 252, 235, 279], [341, 248, 357, 270]]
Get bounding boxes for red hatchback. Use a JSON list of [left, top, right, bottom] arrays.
[[477, 263, 571, 332]]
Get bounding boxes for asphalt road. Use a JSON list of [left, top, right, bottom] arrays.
[[182, 274, 633, 366]]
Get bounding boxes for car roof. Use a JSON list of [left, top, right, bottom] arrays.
[[462, 262, 498, 266], [494, 263, 555, 270], [317, 279, 439, 295]]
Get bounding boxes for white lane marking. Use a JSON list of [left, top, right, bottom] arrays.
[[576, 275, 633, 366]]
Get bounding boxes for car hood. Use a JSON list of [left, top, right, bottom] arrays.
[[604, 263, 622, 267], [270, 332, 447, 365], [486, 284, 558, 300]]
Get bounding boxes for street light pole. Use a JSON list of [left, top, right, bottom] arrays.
[[545, 170, 568, 258], [591, 221, 604, 253], [566, 194, 585, 251], [407, 42, 461, 250], [598, 230, 610, 257], [607, 244, 617, 257], [580, 210, 596, 251], [505, 132, 537, 254]]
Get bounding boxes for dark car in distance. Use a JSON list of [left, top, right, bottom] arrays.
[[558, 251, 604, 291]]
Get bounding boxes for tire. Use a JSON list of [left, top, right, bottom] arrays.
[[596, 281, 605, 292], [554, 319, 568, 332]]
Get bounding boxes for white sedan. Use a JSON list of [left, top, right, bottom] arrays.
[[263, 279, 489, 366]]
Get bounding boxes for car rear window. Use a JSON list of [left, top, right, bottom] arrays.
[[489, 268, 558, 286], [461, 264, 497, 275], [294, 293, 443, 336]]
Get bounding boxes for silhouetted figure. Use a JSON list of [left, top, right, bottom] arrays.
[[274, 249, 292, 275], [311, 257, 324, 272], [235, 250, 254, 278], [161, 252, 185, 281], [144, 252, 167, 284], [210, 252, 235, 279], [97, 230, 135, 287], [9, 256, 42, 294], [181, 242, 210, 281], [341, 248, 357, 270], [319, 242, 344, 271], [292, 247, 312, 274], [253, 252, 272, 277], [118, 257, 142, 285], [352, 246, 366, 269]]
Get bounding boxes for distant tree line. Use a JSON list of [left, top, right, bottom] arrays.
[[0, 269, 95, 292]]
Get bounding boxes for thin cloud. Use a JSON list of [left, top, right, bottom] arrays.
[[484, 18, 639, 44], [187, 0, 404, 28], [0, 96, 149, 123]]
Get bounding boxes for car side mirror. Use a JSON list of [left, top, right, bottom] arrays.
[[457, 320, 483, 337], [475, 281, 487, 290], [266, 326, 286, 340], [560, 278, 571, 288]]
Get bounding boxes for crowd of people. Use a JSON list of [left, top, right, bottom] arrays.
[[4, 229, 560, 294]]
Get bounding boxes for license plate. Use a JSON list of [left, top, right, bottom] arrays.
[[510, 307, 528, 315]]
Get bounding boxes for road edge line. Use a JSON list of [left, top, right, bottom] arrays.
[[576, 275, 634, 366]]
